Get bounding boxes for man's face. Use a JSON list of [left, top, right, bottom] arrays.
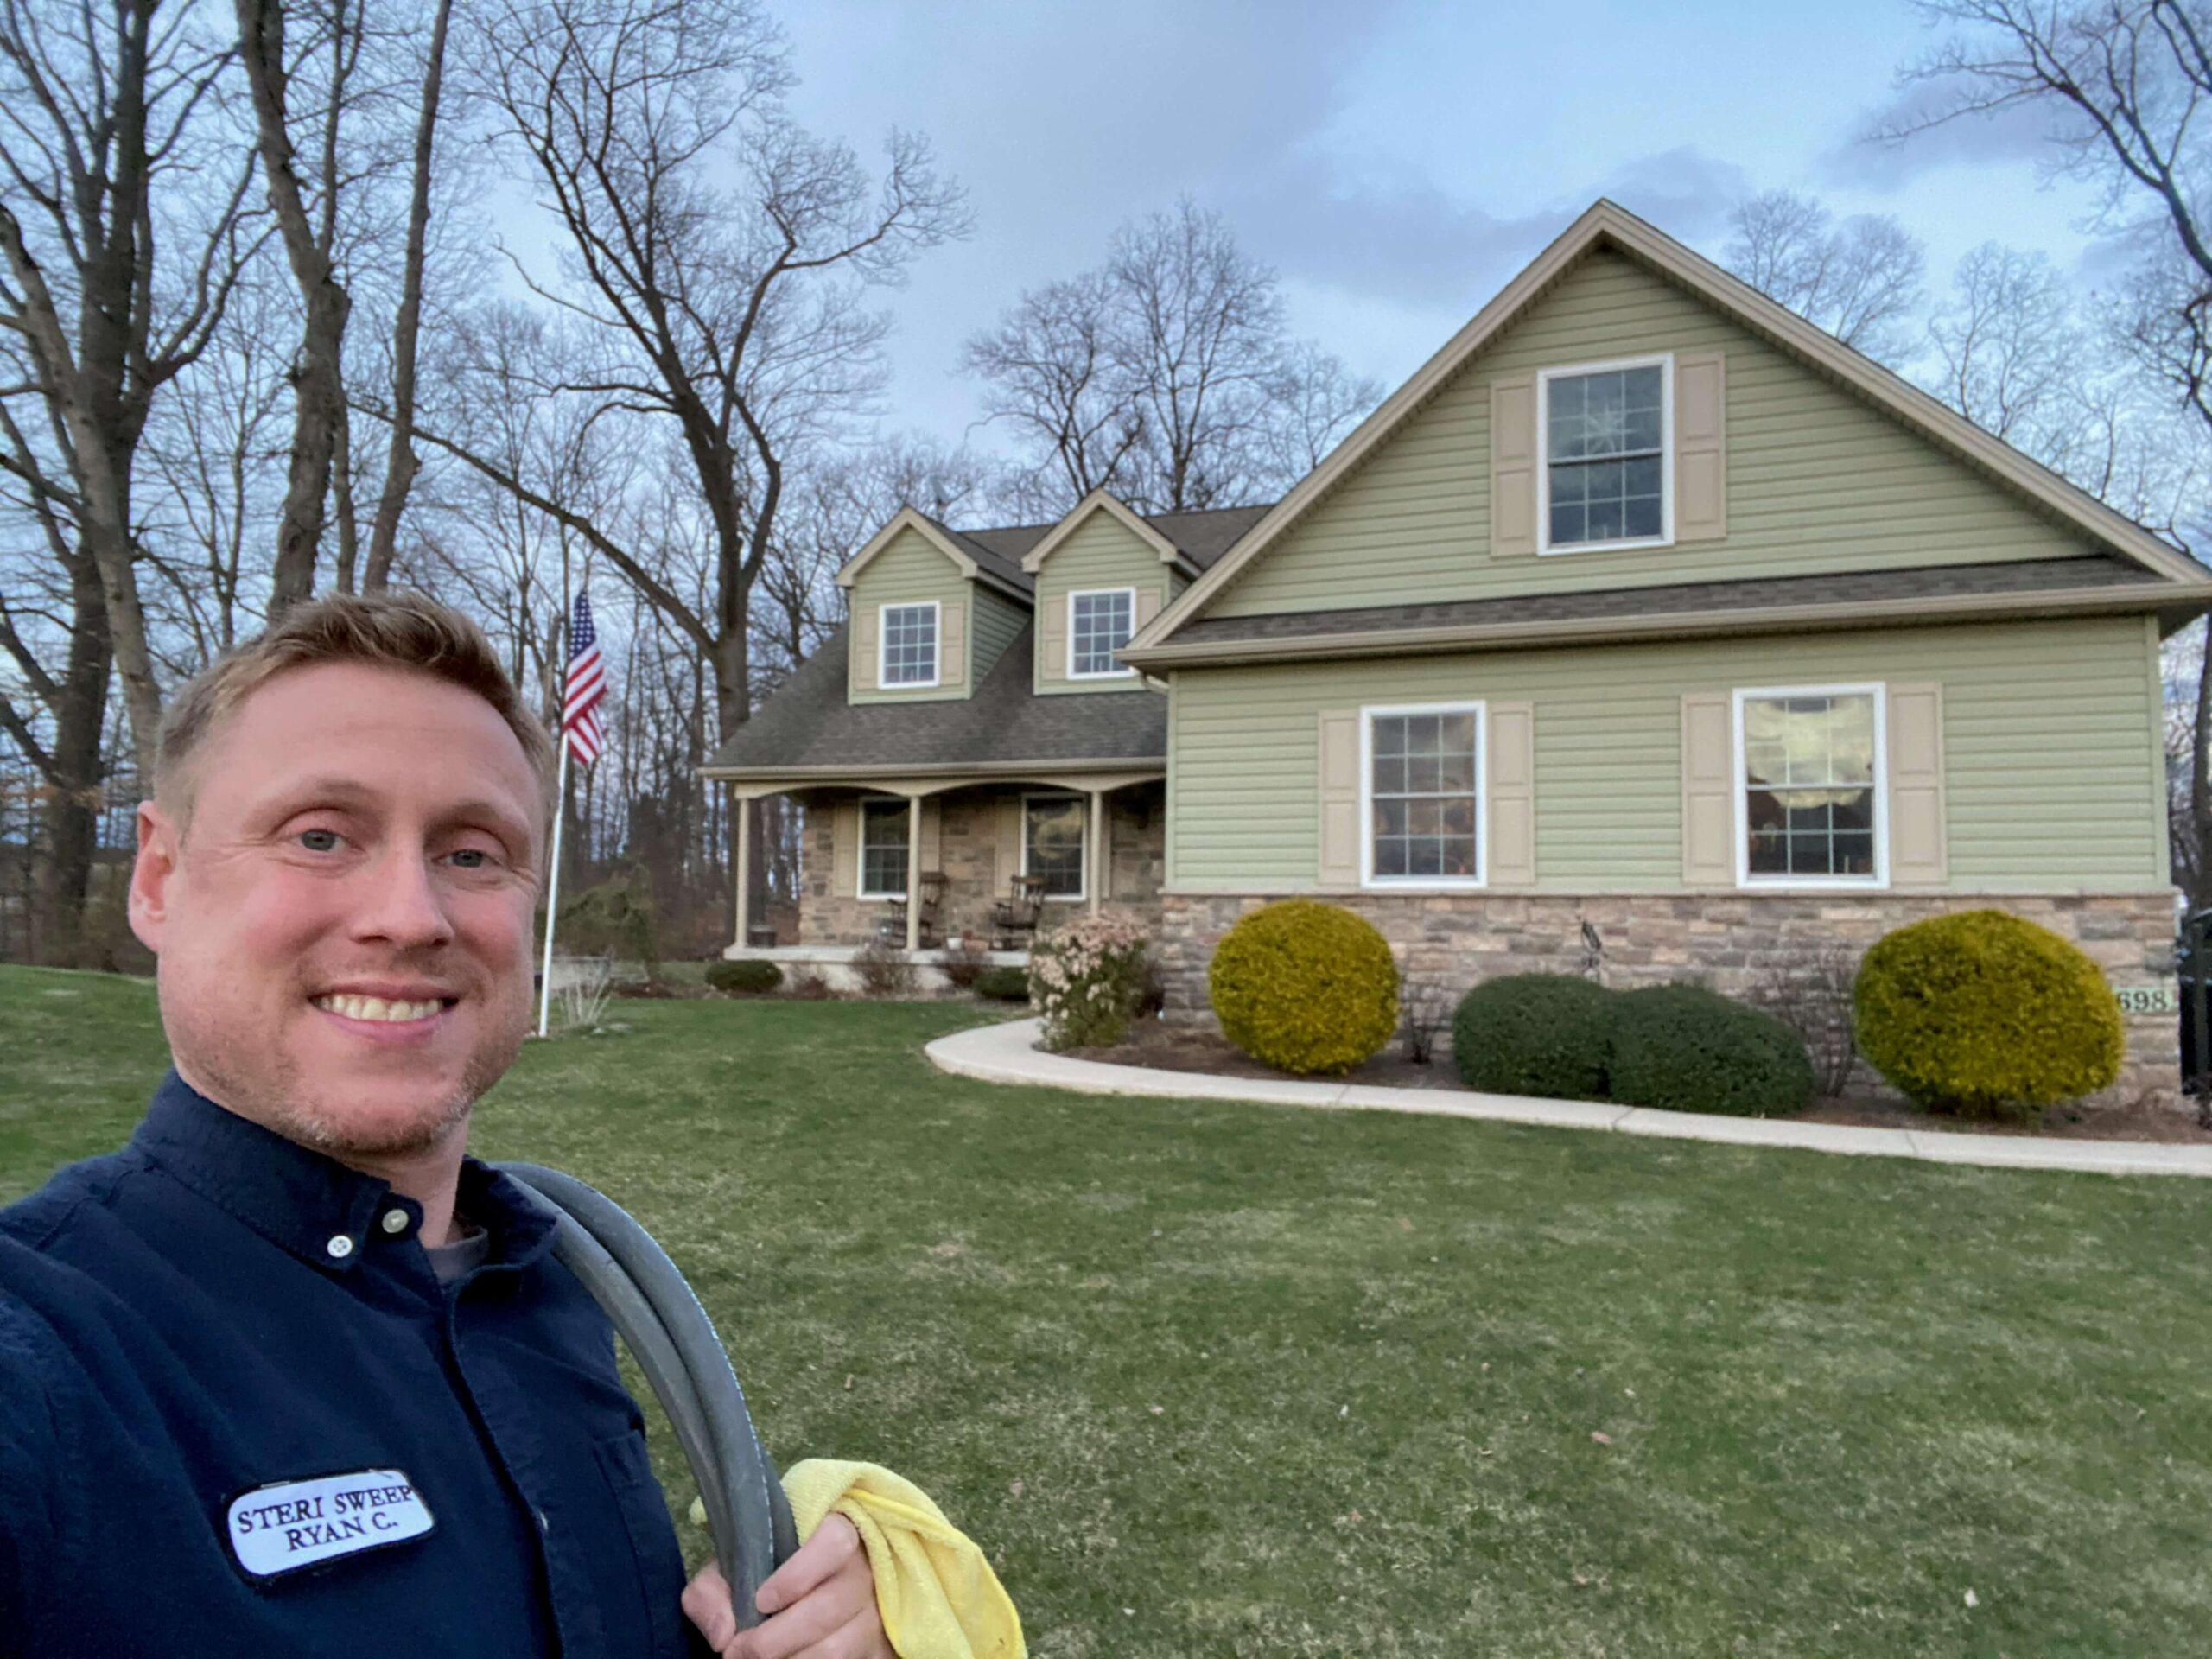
[[130, 662, 545, 1163]]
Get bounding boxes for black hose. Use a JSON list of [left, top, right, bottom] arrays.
[[499, 1163, 798, 1629]]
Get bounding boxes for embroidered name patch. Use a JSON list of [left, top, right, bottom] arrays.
[[226, 1469, 434, 1579]]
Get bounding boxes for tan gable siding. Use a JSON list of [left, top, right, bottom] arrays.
[[848, 525, 971, 703], [972, 586, 1029, 683], [1205, 250, 2101, 621], [1033, 511, 1176, 694], [1168, 616, 2162, 894]]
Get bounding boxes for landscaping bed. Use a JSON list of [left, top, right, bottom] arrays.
[[1068, 1020, 2212, 1141]]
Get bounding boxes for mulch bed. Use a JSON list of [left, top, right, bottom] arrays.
[[1066, 1022, 2212, 1143]]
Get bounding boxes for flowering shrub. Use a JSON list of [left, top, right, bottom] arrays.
[[1028, 914, 1151, 1050]]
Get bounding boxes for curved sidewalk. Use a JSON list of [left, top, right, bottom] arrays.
[[925, 1017, 2212, 1179]]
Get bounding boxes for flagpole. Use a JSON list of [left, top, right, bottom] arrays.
[[537, 734, 571, 1039]]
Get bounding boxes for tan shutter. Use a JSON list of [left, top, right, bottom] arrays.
[[1681, 691, 1734, 887], [919, 797, 943, 873], [853, 608, 879, 693], [939, 599, 965, 688], [1039, 595, 1066, 684], [1675, 349, 1727, 543], [1318, 709, 1361, 887], [1491, 374, 1538, 557], [831, 800, 858, 898], [1886, 682, 1948, 887], [1487, 701, 1535, 888], [1135, 586, 1162, 629]]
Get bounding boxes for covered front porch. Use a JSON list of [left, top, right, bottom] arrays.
[[718, 765, 1167, 961]]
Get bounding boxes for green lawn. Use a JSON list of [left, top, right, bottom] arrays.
[[6, 964, 2212, 1656]]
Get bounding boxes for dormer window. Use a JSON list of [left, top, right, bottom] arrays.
[[1539, 355, 1671, 552], [1068, 588, 1137, 679], [879, 601, 939, 687]]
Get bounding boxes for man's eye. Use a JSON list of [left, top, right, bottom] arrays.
[[448, 848, 499, 870], [297, 829, 343, 853]]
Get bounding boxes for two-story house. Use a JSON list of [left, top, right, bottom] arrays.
[[701, 200, 2212, 1097]]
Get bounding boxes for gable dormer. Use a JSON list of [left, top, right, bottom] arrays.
[[1019, 490, 1196, 693], [836, 509, 1032, 704]]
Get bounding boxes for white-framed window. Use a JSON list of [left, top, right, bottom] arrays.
[[1538, 353, 1672, 554], [1361, 702, 1485, 888], [1733, 683, 1887, 889], [857, 798, 910, 899], [878, 601, 939, 687], [1021, 793, 1086, 899], [1067, 588, 1138, 679]]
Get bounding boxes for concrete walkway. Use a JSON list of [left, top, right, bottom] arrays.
[[925, 1017, 2212, 1179]]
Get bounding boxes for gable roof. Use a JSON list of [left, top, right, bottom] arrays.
[[1019, 488, 1192, 575], [834, 507, 1033, 601], [1133, 198, 2208, 655], [698, 621, 1166, 778]]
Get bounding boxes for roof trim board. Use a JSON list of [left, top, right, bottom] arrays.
[[1019, 488, 1194, 575], [1130, 199, 2205, 654], [1117, 578, 2212, 670]]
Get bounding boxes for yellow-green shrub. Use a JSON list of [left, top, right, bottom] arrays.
[[1207, 899, 1399, 1077], [1853, 909, 2124, 1120]]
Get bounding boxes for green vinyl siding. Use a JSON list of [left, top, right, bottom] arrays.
[[973, 586, 1030, 682], [1033, 511, 1185, 693], [848, 526, 971, 704], [1205, 249, 2103, 620], [1168, 616, 2163, 893]]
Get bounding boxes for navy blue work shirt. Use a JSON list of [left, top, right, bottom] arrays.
[[0, 1068, 708, 1657]]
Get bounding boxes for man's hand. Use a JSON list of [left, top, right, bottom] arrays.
[[682, 1513, 893, 1659]]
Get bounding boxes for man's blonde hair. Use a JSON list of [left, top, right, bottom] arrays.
[[156, 591, 557, 833]]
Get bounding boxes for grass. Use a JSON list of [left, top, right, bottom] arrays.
[[6, 963, 2212, 1656]]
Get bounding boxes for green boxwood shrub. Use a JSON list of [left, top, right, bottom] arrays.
[[972, 965, 1033, 1002], [1609, 983, 1816, 1117], [1207, 899, 1399, 1077], [1853, 909, 2124, 1120], [1451, 974, 1617, 1099], [705, 959, 782, 995]]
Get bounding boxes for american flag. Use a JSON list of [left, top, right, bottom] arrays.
[[561, 590, 607, 766]]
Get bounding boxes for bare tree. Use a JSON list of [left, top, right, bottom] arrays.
[[0, 0, 257, 958], [1890, 1, 2212, 897], [1928, 241, 2082, 442], [964, 198, 1382, 515], [1724, 191, 1927, 358]]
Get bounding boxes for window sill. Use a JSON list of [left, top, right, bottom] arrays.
[[1737, 876, 1890, 893], [1536, 534, 1674, 556], [1361, 878, 1489, 892]]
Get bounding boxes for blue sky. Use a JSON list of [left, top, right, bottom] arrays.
[[766, 0, 2110, 456]]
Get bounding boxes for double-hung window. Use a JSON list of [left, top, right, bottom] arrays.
[[858, 798, 910, 899], [1363, 704, 1484, 887], [1540, 356, 1670, 551], [1735, 685, 1885, 887], [1068, 588, 1137, 678], [879, 601, 938, 687], [1022, 794, 1086, 898]]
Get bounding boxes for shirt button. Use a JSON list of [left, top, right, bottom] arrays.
[[381, 1208, 410, 1236], [325, 1234, 356, 1260]]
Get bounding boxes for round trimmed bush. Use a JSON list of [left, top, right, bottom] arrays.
[[972, 965, 1033, 1002], [705, 959, 782, 995], [1207, 899, 1399, 1077], [1853, 909, 2124, 1120], [1451, 974, 1618, 1099], [1609, 983, 1815, 1117]]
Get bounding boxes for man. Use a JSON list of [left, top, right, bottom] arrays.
[[0, 593, 892, 1657]]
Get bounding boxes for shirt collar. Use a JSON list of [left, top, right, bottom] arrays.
[[131, 1066, 558, 1277]]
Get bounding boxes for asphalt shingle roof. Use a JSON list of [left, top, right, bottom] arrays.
[[1160, 555, 2164, 647], [947, 502, 1272, 575], [702, 624, 1166, 775]]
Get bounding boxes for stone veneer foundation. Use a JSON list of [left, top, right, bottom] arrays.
[[1157, 890, 2182, 1106]]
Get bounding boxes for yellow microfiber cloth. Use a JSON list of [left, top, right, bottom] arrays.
[[696, 1461, 1024, 1658]]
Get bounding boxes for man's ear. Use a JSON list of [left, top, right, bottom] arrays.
[[129, 799, 180, 956]]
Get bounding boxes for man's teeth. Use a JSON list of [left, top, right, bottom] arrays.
[[314, 994, 445, 1023]]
